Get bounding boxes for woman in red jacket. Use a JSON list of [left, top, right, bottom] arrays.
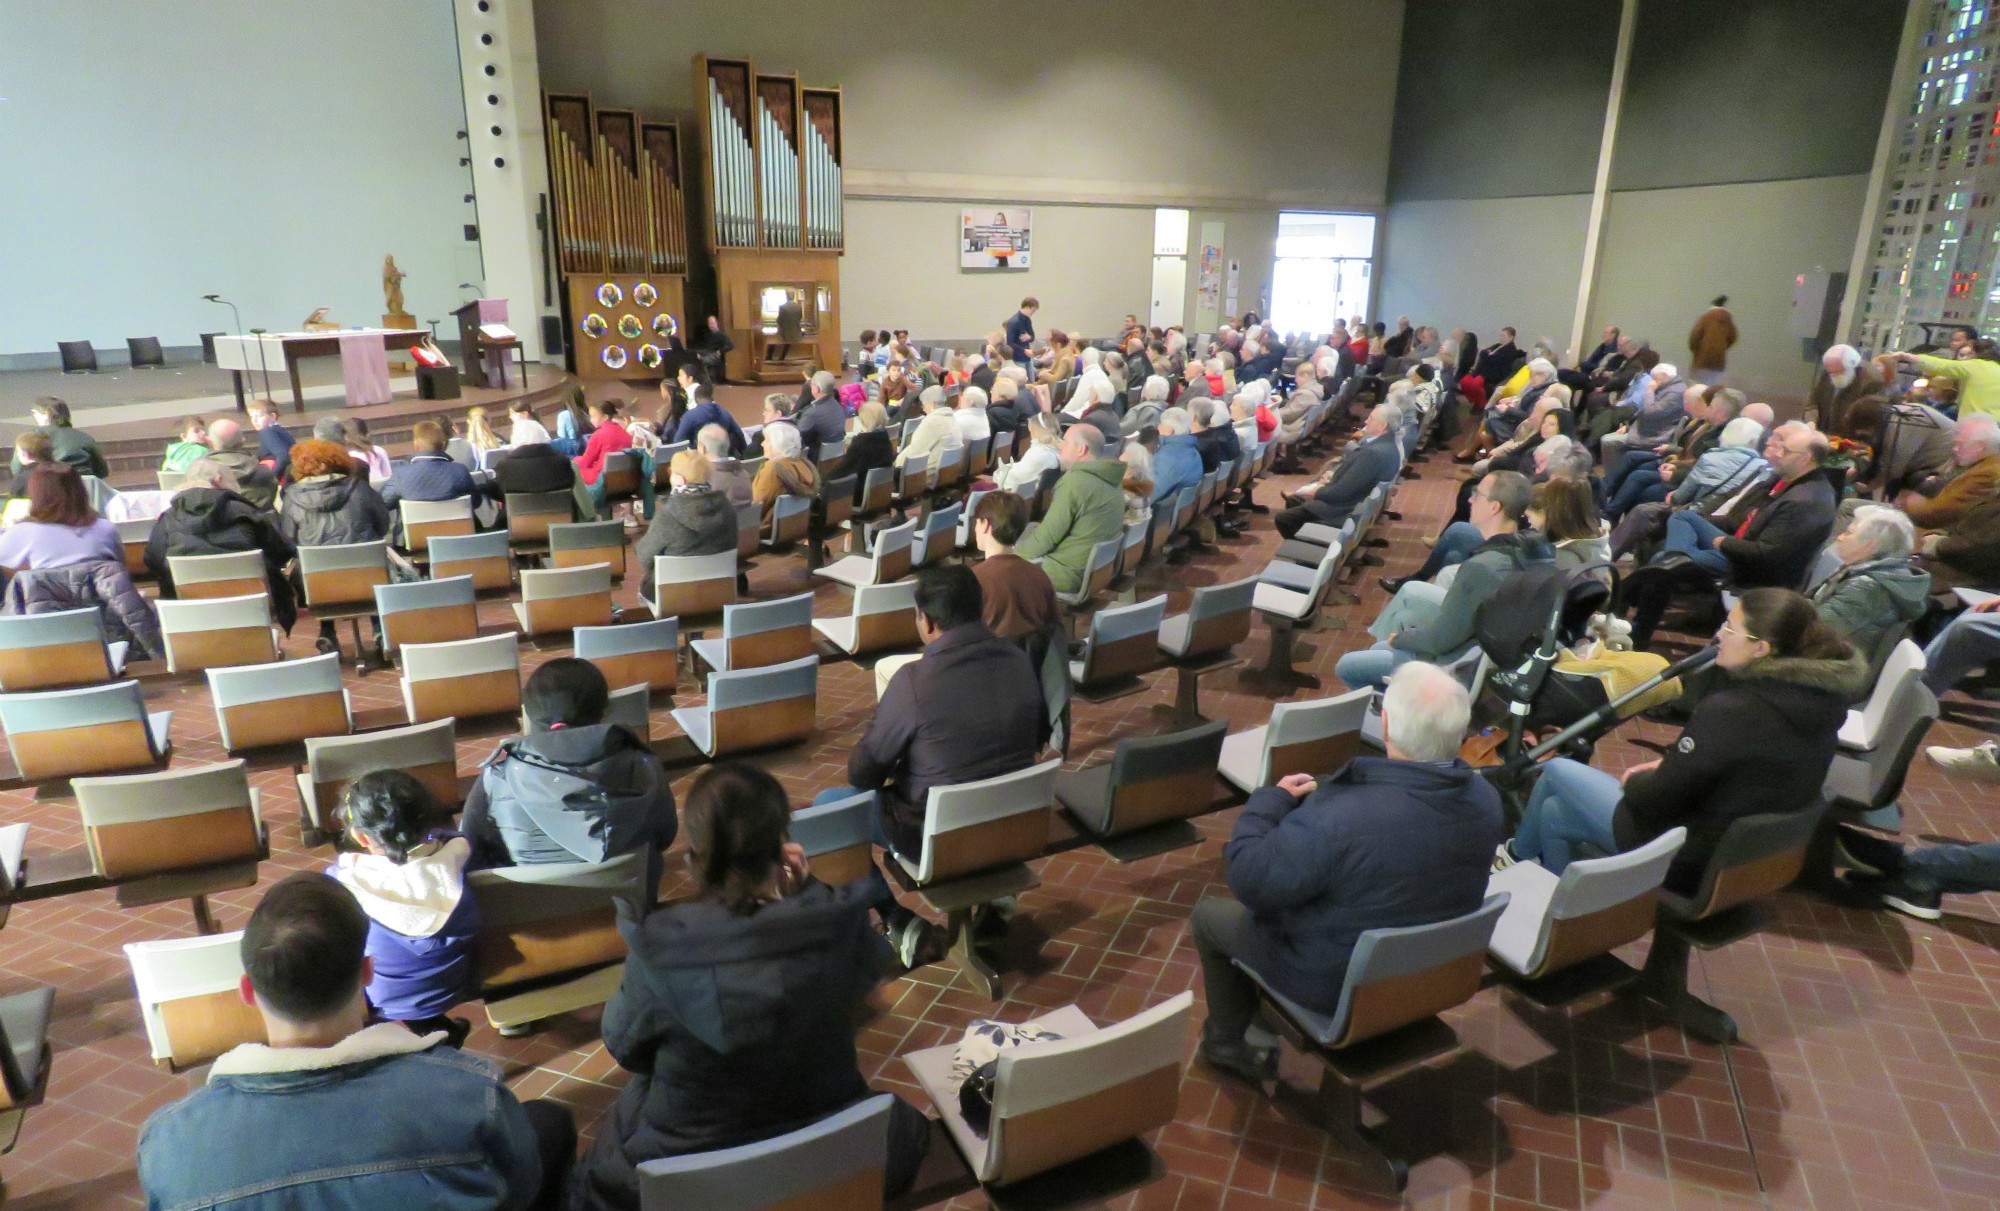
[[574, 399, 633, 486]]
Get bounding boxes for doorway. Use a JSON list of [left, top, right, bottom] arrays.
[[1269, 212, 1376, 336], [1150, 208, 1189, 329]]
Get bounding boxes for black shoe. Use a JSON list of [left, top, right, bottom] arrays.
[[1197, 1037, 1275, 1086], [1876, 877, 1944, 921], [1379, 576, 1410, 595], [1834, 824, 1907, 878]]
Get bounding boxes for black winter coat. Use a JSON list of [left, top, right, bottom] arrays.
[[826, 429, 895, 498], [492, 443, 578, 498], [278, 474, 391, 548], [634, 487, 737, 595], [1715, 471, 1838, 588], [1227, 757, 1504, 1013], [1616, 648, 1867, 893], [576, 878, 893, 1210], [145, 488, 298, 630]]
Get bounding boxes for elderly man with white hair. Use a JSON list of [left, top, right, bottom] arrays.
[[1189, 660, 1504, 1084], [1123, 373, 1171, 436], [1014, 423, 1126, 593], [1276, 403, 1403, 539], [1895, 413, 2000, 532], [1804, 344, 1884, 432]]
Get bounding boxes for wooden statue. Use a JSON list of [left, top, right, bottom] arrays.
[[382, 255, 408, 316]]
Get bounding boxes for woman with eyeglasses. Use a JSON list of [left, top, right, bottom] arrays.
[[1495, 587, 1866, 895]]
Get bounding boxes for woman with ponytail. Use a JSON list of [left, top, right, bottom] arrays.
[[328, 770, 482, 1044], [575, 763, 929, 1211], [1498, 587, 1866, 893]]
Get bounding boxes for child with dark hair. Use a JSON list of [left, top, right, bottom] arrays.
[[329, 770, 482, 1046]]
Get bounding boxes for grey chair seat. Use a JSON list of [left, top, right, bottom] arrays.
[[1052, 761, 1116, 834], [1, 985, 55, 1097]]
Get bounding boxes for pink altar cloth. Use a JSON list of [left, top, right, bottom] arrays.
[[339, 332, 392, 406]]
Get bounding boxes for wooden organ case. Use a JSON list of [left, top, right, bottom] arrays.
[[694, 55, 845, 384], [543, 92, 690, 382]]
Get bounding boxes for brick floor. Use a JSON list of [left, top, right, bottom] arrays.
[[3, 444, 1998, 1211]]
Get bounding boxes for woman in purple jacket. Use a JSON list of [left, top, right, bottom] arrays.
[[328, 770, 484, 1046]]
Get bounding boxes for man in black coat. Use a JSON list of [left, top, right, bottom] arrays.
[[1274, 403, 1402, 538], [795, 370, 847, 461], [1472, 327, 1521, 389], [1192, 661, 1502, 1082], [145, 456, 299, 630]]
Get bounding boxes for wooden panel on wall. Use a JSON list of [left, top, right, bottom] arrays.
[[567, 273, 687, 382]]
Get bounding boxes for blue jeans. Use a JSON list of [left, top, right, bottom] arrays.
[[1408, 521, 1483, 582], [1903, 841, 2000, 894], [1334, 642, 1419, 691], [1511, 758, 1623, 873], [1605, 467, 1667, 522], [1923, 612, 2000, 697], [1602, 449, 1661, 498], [1663, 511, 1733, 577]]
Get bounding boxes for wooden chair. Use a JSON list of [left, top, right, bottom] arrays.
[[735, 502, 763, 560], [429, 529, 514, 591], [1486, 827, 1685, 995], [596, 450, 644, 512], [690, 592, 815, 674], [1620, 808, 1825, 1043], [124, 932, 265, 1071], [0, 985, 55, 1157], [1154, 575, 1257, 724], [167, 550, 267, 600], [1218, 687, 1371, 795], [401, 633, 523, 724], [575, 617, 680, 693], [670, 654, 818, 759], [912, 502, 961, 568], [954, 488, 992, 550], [0, 606, 132, 690], [375, 575, 480, 656], [548, 519, 628, 581], [75, 760, 266, 933], [643, 551, 737, 623], [933, 443, 966, 492], [1054, 719, 1227, 859], [513, 562, 615, 636], [637, 1093, 894, 1211], [207, 651, 350, 751], [156, 593, 278, 674], [399, 496, 476, 559], [815, 516, 916, 591], [0, 680, 171, 781], [506, 489, 572, 551], [811, 581, 920, 658], [811, 474, 857, 563], [604, 682, 652, 742], [894, 452, 931, 503], [297, 718, 460, 845], [1052, 537, 1121, 613], [470, 850, 647, 1032], [790, 790, 876, 889], [298, 540, 392, 665], [856, 465, 895, 516], [116, 517, 153, 578], [888, 759, 1062, 999], [904, 992, 1193, 1191], [1234, 895, 1511, 1190], [1069, 594, 1167, 698], [763, 494, 813, 550]]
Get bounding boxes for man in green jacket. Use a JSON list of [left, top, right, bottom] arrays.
[[1016, 424, 1126, 594]]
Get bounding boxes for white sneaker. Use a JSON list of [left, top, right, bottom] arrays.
[[1926, 741, 2000, 783], [1492, 841, 1518, 872]]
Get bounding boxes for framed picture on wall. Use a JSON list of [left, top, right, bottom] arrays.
[[961, 207, 1032, 269]]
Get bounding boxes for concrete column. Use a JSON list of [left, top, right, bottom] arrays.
[[1567, 0, 1640, 362], [453, 0, 551, 361]]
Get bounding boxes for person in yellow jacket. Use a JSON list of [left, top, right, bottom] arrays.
[[1891, 344, 2000, 422]]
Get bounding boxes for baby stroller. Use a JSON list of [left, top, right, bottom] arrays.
[[1472, 562, 1715, 820]]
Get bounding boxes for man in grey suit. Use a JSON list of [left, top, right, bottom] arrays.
[[1274, 404, 1403, 539]]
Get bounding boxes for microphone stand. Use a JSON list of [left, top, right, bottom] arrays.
[[204, 295, 247, 410], [248, 328, 275, 401]]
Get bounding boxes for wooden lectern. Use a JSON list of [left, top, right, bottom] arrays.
[[453, 298, 519, 388]]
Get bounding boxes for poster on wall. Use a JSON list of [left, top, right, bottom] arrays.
[[1196, 240, 1223, 316], [961, 208, 1032, 269]]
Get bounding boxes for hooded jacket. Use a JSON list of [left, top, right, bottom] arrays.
[[145, 486, 298, 629], [1392, 530, 1556, 659], [573, 879, 893, 1210], [635, 486, 737, 595], [1014, 458, 1126, 593], [1, 560, 163, 660], [1150, 433, 1203, 504], [1809, 555, 1931, 676], [139, 1024, 542, 1211], [1616, 647, 1868, 893], [1226, 757, 1504, 1013], [279, 473, 392, 548], [330, 837, 482, 1021], [1670, 445, 1765, 506], [460, 723, 678, 874]]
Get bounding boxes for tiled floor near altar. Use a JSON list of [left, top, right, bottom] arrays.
[[5, 449, 1999, 1211]]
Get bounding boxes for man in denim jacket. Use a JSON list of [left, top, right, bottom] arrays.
[[139, 874, 574, 1210]]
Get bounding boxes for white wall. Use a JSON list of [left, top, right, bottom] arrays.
[[0, 0, 478, 358], [1588, 175, 1871, 398], [1378, 195, 1592, 350], [843, 200, 1151, 344]]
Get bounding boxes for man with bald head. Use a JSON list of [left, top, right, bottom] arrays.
[[205, 417, 278, 510], [1190, 660, 1504, 1084]]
